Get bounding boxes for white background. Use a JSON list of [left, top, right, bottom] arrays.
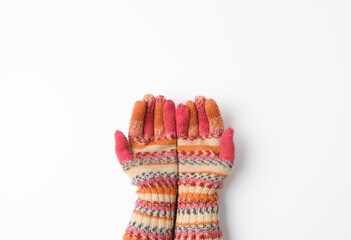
[[1, 1, 351, 239]]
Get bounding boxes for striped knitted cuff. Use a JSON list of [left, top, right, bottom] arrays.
[[123, 177, 177, 240], [174, 157, 233, 240], [121, 151, 178, 240]]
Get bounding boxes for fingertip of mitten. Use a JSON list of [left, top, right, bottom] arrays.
[[156, 95, 166, 103]]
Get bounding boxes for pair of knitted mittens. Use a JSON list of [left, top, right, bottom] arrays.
[[114, 94, 235, 240]]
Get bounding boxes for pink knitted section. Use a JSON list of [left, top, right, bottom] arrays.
[[176, 104, 190, 136], [174, 230, 223, 240], [114, 130, 133, 164], [219, 127, 235, 162], [125, 226, 173, 240], [163, 100, 176, 134]]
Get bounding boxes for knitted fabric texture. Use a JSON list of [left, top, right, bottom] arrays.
[[174, 96, 235, 240], [115, 94, 178, 240]]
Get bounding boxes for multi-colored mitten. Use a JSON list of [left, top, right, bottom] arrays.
[[114, 94, 178, 240], [174, 96, 235, 240]]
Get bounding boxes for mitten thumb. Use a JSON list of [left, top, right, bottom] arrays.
[[114, 130, 133, 165], [219, 127, 235, 162]]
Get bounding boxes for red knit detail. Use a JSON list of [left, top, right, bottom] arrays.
[[219, 127, 235, 162], [142, 94, 156, 137], [178, 150, 219, 158], [176, 103, 189, 136], [163, 100, 176, 134], [115, 130, 134, 164], [129, 134, 176, 144], [135, 177, 178, 188], [134, 149, 177, 159]]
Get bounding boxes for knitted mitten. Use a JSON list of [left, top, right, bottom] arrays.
[[174, 96, 235, 240], [114, 94, 178, 240]]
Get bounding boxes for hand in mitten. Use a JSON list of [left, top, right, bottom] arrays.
[[174, 96, 235, 240], [115, 94, 177, 240]]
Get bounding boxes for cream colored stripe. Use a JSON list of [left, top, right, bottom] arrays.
[[137, 193, 177, 202], [130, 139, 176, 149], [130, 213, 174, 227], [178, 185, 217, 194], [175, 210, 219, 224], [125, 164, 177, 178], [131, 144, 175, 153], [177, 138, 220, 146]]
